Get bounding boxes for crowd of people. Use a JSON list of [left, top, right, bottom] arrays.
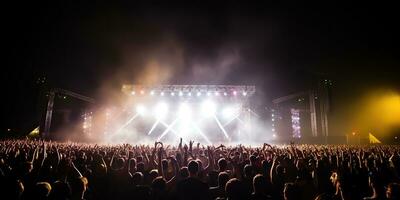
[[1, 139, 400, 200]]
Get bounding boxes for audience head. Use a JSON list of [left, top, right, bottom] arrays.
[[218, 158, 228, 171], [179, 167, 189, 179], [70, 177, 88, 198], [151, 176, 166, 192], [244, 164, 254, 179], [132, 172, 144, 185], [34, 182, 52, 199], [253, 174, 267, 194], [283, 182, 298, 200], [137, 162, 145, 173], [225, 178, 245, 200], [49, 180, 70, 199], [188, 160, 199, 176]]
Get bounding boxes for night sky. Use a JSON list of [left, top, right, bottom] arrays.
[[3, 1, 400, 134]]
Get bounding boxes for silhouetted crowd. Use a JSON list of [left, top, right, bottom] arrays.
[[1, 139, 400, 200]]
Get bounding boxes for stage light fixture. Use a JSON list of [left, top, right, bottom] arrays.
[[131, 91, 136, 95], [233, 91, 237, 96], [188, 92, 192, 96], [242, 92, 247, 96], [197, 92, 201, 96], [207, 92, 211, 96], [150, 90, 155, 95], [215, 92, 219, 96], [140, 90, 145, 95], [223, 92, 227, 96], [160, 92, 165, 96], [179, 91, 183, 96], [171, 92, 175, 96]]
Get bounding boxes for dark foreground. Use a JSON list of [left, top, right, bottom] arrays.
[[1, 139, 399, 200]]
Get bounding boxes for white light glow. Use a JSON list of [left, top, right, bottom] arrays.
[[179, 103, 191, 119], [150, 91, 155, 95], [179, 91, 183, 96], [202, 100, 216, 117], [154, 102, 168, 119], [197, 92, 201, 96], [222, 106, 239, 119], [136, 105, 146, 115]]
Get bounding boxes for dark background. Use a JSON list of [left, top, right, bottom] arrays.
[[2, 1, 399, 137]]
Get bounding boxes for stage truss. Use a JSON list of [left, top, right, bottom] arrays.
[[93, 84, 256, 144]]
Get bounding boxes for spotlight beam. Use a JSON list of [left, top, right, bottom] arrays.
[[222, 115, 240, 127], [159, 121, 188, 143], [157, 118, 179, 142], [114, 113, 139, 134], [147, 120, 160, 135], [213, 115, 230, 140], [191, 122, 212, 145], [236, 117, 245, 124]]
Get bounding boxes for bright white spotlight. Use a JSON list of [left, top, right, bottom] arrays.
[[215, 92, 219, 96], [197, 92, 201, 96], [242, 92, 247, 96], [207, 92, 211, 96], [150, 90, 155, 95], [188, 92, 192, 96], [222, 106, 238, 119], [160, 92, 165, 96], [171, 92, 175, 96], [179, 103, 191, 119], [179, 91, 183, 96], [154, 102, 168, 119], [136, 104, 146, 115], [272, 134, 276, 138], [131, 91, 136, 95], [140, 90, 145, 95], [202, 100, 216, 117], [233, 91, 237, 96], [223, 92, 227, 96]]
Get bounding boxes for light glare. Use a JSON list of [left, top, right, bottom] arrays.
[[136, 105, 146, 115], [202, 100, 216, 116], [154, 102, 168, 119], [179, 103, 191, 119]]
